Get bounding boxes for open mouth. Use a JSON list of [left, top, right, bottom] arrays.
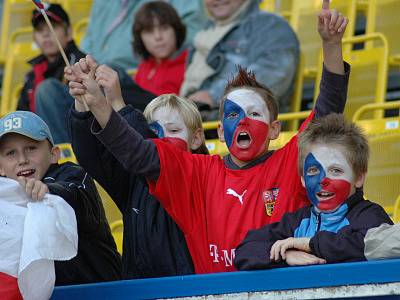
[[17, 169, 36, 177], [236, 131, 252, 148], [316, 190, 334, 200]]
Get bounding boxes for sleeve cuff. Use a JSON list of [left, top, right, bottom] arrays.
[[91, 109, 126, 144], [70, 106, 93, 120]]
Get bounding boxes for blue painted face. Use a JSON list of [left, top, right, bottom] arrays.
[[149, 121, 164, 138], [222, 99, 246, 148], [304, 153, 325, 207]]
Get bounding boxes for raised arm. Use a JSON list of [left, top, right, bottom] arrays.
[[314, 0, 350, 118]]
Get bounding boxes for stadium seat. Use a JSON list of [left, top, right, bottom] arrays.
[[57, 143, 77, 164], [353, 101, 400, 135], [364, 132, 400, 217], [314, 33, 389, 121], [1, 27, 39, 116], [290, 0, 356, 78], [393, 195, 400, 223], [365, 0, 400, 65], [286, 53, 305, 130], [73, 17, 89, 47], [53, 0, 93, 28], [259, 0, 292, 22], [0, 0, 33, 62], [96, 182, 122, 225], [110, 220, 123, 255]]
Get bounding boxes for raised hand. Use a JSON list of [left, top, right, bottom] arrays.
[[318, 0, 348, 44], [285, 250, 327, 266], [270, 237, 311, 261], [17, 177, 49, 202], [94, 64, 125, 111]]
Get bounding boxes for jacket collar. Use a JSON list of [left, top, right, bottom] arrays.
[[28, 40, 79, 66]]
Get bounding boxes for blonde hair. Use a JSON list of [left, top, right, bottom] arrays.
[[298, 113, 369, 178], [144, 94, 208, 154]]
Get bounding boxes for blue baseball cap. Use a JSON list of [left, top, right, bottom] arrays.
[[0, 111, 55, 145]]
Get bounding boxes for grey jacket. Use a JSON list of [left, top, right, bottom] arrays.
[[195, 0, 299, 111]]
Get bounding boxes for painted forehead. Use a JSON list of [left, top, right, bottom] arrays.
[[226, 89, 269, 114], [309, 144, 352, 172], [151, 106, 185, 126]]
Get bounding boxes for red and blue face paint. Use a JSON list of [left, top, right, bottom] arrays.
[[303, 148, 354, 212], [222, 90, 270, 162]]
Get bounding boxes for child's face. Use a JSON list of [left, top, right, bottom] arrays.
[[140, 19, 177, 61], [219, 89, 278, 163], [149, 107, 190, 151], [0, 133, 59, 181], [34, 20, 71, 60], [302, 144, 364, 212]]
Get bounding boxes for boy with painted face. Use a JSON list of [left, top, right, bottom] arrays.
[[72, 1, 351, 274], [67, 56, 208, 278], [234, 114, 393, 270]]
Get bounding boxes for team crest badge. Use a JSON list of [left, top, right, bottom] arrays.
[[262, 188, 279, 216]]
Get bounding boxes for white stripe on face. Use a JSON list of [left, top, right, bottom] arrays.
[[226, 89, 270, 124], [151, 107, 189, 143], [310, 144, 355, 183]]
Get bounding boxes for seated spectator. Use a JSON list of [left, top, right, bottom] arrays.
[[0, 110, 122, 285], [234, 114, 393, 270], [180, 0, 299, 119], [17, 3, 85, 145], [133, 1, 188, 96], [81, 0, 207, 71], [66, 54, 208, 278], [364, 223, 400, 260]]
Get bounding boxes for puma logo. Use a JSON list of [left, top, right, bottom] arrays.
[[226, 188, 247, 205]]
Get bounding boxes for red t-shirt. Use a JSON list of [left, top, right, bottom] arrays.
[[149, 113, 314, 274], [135, 49, 188, 96]]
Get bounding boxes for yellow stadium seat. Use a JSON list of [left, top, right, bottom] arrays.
[[110, 220, 123, 255], [259, 0, 292, 22], [393, 195, 400, 223], [353, 101, 400, 135], [364, 132, 400, 216], [314, 33, 389, 121], [96, 182, 122, 225], [0, 0, 34, 62], [53, 0, 93, 27], [73, 17, 89, 47], [365, 0, 400, 65], [290, 0, 356, 78], [1, 27, 40, 116], [57, 143, 77, 164]]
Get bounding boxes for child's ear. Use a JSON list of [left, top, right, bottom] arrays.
[[268, 120, 281, 140], [50, 146, 61, 163], [355, 172, 366, 188], [217, 122, 225, 143], [300, 176, 306, 188], [190, 128, 204, 151]]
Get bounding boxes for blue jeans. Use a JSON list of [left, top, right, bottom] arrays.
[[35, 78, 74, 144]]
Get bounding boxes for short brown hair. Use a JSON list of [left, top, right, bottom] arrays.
[[132, 1, 186, 59], [298, 113, 369, 178], [219, 66, 278, 122]]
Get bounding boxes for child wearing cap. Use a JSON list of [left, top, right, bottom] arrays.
[[17, 3, 86, 144], [234, 114, 392, 270], [0, 111, 121, 285]]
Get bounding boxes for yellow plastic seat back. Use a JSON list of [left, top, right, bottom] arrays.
[[364, 133, 400, 215], [57, 143, 77, 164], [315, 33, 389, 121], [96, 182, 122, 225], [52, 0, 93, 27], [393, 195, 400, 223], [110, 220, 123, 255], [1, 28, 40, 116], [290, 0, 356, 77], [259, 0, 292, 22], [366, 0, 400, 64]]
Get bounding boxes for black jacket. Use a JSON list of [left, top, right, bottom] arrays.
[[67, 105, 194, 279], [17, 40, 85, 111], [43, 162, 121, 285], [234, 190, 393, 270]]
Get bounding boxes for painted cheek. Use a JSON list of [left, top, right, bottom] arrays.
[[223, 100, 246, 148], [317, 177, 351, 211], [304, 153, 325, 207], [149, 122, 165, 138], [229, 117, 269, 162]]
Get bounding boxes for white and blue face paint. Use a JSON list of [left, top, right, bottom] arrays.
[[222, 89, 270, 161], [303, 145, 355, 212]]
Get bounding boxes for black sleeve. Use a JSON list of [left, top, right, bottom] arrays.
[[17, 78, 31, 111], [93, 109, 160, 181], [314, 62, 350, 118], [234, 209, 305, 270], [310, 203, 393, 263], [45, 167, 104, 233]]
